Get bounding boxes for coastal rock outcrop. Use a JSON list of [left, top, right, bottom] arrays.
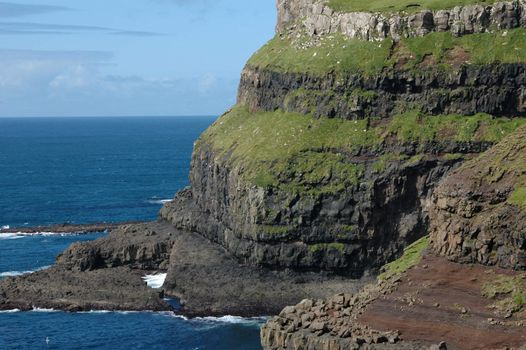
[[0, 221, 176, 313], [162, 0, 526, 276], [57, 223, 175, 272], [3, 2, 526, 346], [428, 124, 526, 269]]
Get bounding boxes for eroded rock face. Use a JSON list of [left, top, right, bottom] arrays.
[[427, 125, 526, 269], [57, 222, 176, 272], [277, 0, 526, 41], [238, 64, 526, 120], [160, 138, 474, 276]]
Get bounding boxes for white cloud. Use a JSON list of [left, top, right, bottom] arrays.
[[0, 49, 238, 116], [198, 73, 217, 92]]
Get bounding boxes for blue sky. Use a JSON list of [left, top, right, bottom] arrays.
[[0, 1, 275, 117]]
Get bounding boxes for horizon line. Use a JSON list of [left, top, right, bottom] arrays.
[[0, 114, 219, 119]]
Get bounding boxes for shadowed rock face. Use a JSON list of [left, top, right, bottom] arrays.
[[276, 0, 526, 41], [161, 141, 464, 276], [427, 125, 526, 270], [239, 64, 526, 121]]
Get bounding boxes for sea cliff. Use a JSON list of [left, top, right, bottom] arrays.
[[1, 0, 526, 349]]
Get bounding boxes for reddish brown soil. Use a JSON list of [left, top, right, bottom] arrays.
[[359, 254, 526, 350], [420, 54, 438, 68], [445, 47, 471, 67]]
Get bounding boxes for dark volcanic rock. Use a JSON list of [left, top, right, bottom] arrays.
[[0, 221, 177, 312], [427, 125, 526, 270], [0, 266, 170, 312], [161, 141, 464, 276], [163, 227, 371, 317], [57, 222, 176, 272], [0, 222, 136, 235], [0, 220, 371, 316], [238, 64, 526, 121]]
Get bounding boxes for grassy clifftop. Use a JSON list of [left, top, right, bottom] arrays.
[[198, 105, 526, 195], [248, 28, 526, 76], [328, 0, 500, 13]]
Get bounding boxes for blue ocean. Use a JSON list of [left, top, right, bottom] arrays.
[[0, 117, 264, 349]]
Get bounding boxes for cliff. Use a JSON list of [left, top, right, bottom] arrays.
[[1, 1, 525, 348], [161, 0, 526, 278]]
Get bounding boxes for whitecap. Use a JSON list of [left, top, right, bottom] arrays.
[[31, 307, 58, 313], [0, 266, 51, 278], [142, 273, 167, 289], [194, 315, 268, 324], [0, 232, 81, 240], [146, 199, 173, 205], [0, 309, 20, 313], [0, 233, 25, 240], [1, 225, 10, 230]]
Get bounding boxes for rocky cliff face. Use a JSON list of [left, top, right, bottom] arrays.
[[239, 64, 526, 120], [428, 124, 526, 270], [162, 138, 463, 275], [161, 0, 526, 277], [277, 0, 526, 41]]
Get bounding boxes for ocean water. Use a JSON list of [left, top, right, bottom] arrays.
[[0, 117, 264, 350], [0, 116, 215, 227]]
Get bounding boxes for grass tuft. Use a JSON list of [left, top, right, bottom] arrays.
[[482, 273, 526, 314], [508, 186, 526, 210], [379, 236, 429, 280]]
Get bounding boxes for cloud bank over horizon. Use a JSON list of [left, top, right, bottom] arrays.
[[0, 0, 275, 117]]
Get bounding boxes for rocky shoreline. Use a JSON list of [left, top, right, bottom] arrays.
[[0, 221, 142, 235], [2, 0, 526, 349], [0, 220, 372, 317]]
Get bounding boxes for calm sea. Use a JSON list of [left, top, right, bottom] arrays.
[[0, 116, 264, 350]]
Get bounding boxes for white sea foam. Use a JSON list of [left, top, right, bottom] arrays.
[[142, 273, 167, 289], [194, 315, 268, 324], [31, 307, 58, 313], [0, 266, 51, 278], [1, 225, 10, 230], [0, 231, 84, 240], [147, 199, 172, 205], [0, 309, 20, 313]]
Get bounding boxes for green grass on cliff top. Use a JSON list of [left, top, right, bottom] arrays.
[[198, 105, 526, 194], [248, 29, 526, 76], [327, 0, 498, 14]]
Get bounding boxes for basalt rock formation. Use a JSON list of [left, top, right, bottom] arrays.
[[161, 0, 526, 279], [256, 1, 526, 349], [1, 0, 526, 346], [428, 124, 526, 270]]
